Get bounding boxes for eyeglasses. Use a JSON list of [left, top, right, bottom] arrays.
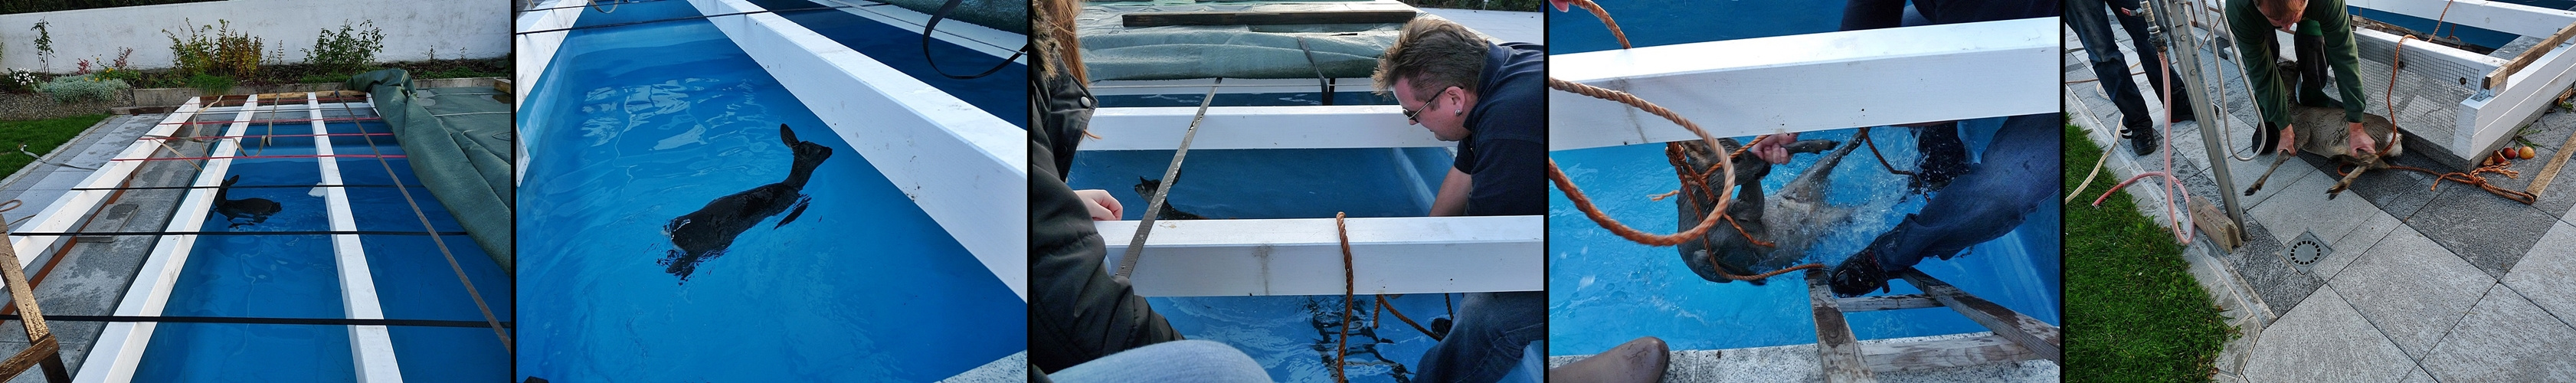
[[1402, 87, 1450, 124]]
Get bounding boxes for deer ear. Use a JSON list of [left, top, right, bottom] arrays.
[[779, 124, 798, 146]]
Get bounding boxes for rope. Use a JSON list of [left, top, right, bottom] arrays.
[[1334, 211, 1352, 383], [1547, 6, 1828, 283], [349, 97, 512, 352], [1376, 295, 1441, 342], [1544, 78, 1735, 247]]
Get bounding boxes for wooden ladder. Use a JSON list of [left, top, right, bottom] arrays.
[[0, 211, 71, 382], [1803, 268, 2062, 382]]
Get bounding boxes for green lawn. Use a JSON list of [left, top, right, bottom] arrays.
[[2064, 124, 2238, 382], [0, 114, 110, 182]]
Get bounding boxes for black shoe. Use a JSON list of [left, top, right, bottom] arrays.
[[2254, 121, 2279, 154], [1912, 125, 1969, 193], [2123, 120, 2159, 156], [1830, 250, 1894, 297], [2170, 104, 2198, 123]]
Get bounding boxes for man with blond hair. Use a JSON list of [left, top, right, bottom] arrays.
[[1376, 18, 1545, 218], [1375, 17, 1547, 383]]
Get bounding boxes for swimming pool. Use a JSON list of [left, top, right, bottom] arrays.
[[1545, 124, 2063, 355], [1066, 82, 1478, 381], [64, 97, 516, 382], [514, 1, 1025, 381]]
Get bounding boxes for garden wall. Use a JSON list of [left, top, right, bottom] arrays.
[[0, 0, 506, 72]]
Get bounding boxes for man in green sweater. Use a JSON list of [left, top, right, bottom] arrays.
[[2231, 0, 2381, 156]]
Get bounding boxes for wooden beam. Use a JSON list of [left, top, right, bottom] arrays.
[[1122, 11, 1416, 28], [1898, 270, 2063, 364], [1861, 333, 2040, 372], [1097, 215, 1541, 296], [0, 217, 66, 383], [1808, 268, 1877, 383], [1083, 106, 1447, 150], [2488, 22, 2576, 89], [2458, 34, 2576, 169], [2347, 0, 2576, 38], [1837, 294, 1940, 313], [1547, 18, 2055, 151], [0, 336, 61, 381]]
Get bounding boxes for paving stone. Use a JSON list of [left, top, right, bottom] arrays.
[[2406, 185, 2557, 279], [2328, 225, 2496, 359], [2309, 152, 2444, 221], [2247, 169, 2385, 249], [2419, 288, 2576, 382], [2240, 288, 2417, 383], [2505, 222, 2576, 322], [2319, 208, 2403, 280], [2230, 220, 2323, 319]]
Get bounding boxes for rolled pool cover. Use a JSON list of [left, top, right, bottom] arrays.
[[346, 69, 516, 272]]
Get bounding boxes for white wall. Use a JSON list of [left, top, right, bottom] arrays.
[[0, 0, 509, 73]]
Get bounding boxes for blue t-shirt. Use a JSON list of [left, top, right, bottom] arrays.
[[1452, 42, 1547, 217]]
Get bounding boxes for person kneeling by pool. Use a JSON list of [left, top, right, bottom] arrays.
[[1828, 113, 2059, 297]]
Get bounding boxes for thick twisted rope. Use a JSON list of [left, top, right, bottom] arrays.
[[1550, 7, 1831, 281]]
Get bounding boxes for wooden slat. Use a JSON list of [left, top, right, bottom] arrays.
[[2488, 22, 2576, 89], [2529, 122, 2576, 195], [1807, 269, 1876, 383], [1862, 333, 2040, 372], [0, 219, 66, 382], [0, 336, 57, 378], [1899, 270, 2063, 363], [1121, 11, 1416, 28], [1837, 294, 1940, 313]]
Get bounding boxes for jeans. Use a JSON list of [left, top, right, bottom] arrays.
[[2068, 0, 2189, 127], [1416, 291, 1546, 383], [1047, 340, 1271, 383]]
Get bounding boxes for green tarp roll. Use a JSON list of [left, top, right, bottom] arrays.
[[347, 69, 516, 272]]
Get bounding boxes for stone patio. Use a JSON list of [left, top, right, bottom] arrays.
[[2065, 16, 2576, 381]]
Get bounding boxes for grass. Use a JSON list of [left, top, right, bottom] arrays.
[[2064, 124, 2239, 382], [0, 114, 109, 182]]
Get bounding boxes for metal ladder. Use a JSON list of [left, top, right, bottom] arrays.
[[1802, 268, 2063, 382]]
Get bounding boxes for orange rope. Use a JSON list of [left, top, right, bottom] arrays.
[[1334, 211, 1353, 383], [1376, 295, 1442, 342], [1546, 5, 1825, 282]]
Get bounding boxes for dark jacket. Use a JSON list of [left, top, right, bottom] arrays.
[[1454, 42, 1549, 217], [1027, 64, 1185, 380]]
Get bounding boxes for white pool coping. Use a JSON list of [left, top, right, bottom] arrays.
[[1097, 215, 1545, 296], [692, 0, 1029, 302], [77, 96, 263, 383]]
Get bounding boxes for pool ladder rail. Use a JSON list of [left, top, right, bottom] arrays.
[[1803, 269, 2062, 382], [0, 201, 72, 382]]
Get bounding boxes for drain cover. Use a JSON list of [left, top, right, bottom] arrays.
[[2283, 230, 2332, 274]]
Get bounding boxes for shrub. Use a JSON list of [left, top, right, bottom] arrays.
[[2, 70, 38, 94], [165, 20, 265, 78], [185, 74, 234, 96], [304, 21, 385, 76], [35, 74, 129, 103]]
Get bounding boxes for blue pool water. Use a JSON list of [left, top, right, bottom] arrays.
[[1547, 0, 1844, 54], [133, 116, 512, 381], [1546, 124, 2063, 355], [1066, 87, 1464, 380], [744, 0, 1029, 127], [516, 2, 1024, 381]]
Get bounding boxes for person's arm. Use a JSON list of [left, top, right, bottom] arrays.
[[1431, 168, 1471, 217], [1072, 189, 1123, 221], [2313, 0, 2370, 125], [1840, 0, 1909, 31]]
